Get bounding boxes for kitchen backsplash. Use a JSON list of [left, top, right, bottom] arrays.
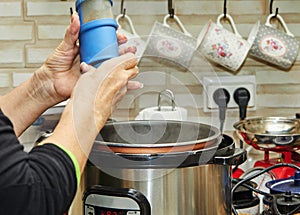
[[1, 0, 300, 132]]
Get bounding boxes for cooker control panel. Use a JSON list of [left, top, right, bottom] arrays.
[[85, 204, 140, 215], [83, 186, 150, 215]]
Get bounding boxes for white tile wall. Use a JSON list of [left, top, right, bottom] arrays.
[[257, 94, 300, 108], [0, 73, 10, 87], [175, 93, 202, 108], [13, 72, 32, 87], [134, 71, 167, 86], [0, 2, 22, 17], [0, 24, 33, 40], [0, 0, 299, 132], [175, 1, 266, 15], [26, 2, 74, 16], [170, 72, 202, 85], [0, 48, 23, 64], [112, 2, 166, 15], [256, 70, 300, 84], [38, 25, 68, 40], [138, 94, 160, 108], [26, 47, 53, 64], [275, 1, 300, 13]]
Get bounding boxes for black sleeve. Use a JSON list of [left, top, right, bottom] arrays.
[[0, 110, 77, 215]]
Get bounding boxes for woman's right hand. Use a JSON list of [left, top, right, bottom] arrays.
[[73, 52, 140, 131], [43, 53, 141, 172]]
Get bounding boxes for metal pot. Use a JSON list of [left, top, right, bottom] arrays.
[[83, 120, 246, 215], [233, 117, 300, 151]]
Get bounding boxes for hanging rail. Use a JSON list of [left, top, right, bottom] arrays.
[[270, 0, 279, 17]]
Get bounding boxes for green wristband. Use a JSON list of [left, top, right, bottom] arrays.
[[54, 144, 81, 187]]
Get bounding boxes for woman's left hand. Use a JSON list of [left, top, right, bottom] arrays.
[[35, 12, 133, 106]]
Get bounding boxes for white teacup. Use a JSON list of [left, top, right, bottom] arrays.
[[116, 14, 146, 60], [197, 14, 251, 72], [142, 14, 197, 68], [248, 14, 300, 70]]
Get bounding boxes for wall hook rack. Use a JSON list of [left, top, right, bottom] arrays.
[[270, 0, 279, 17], [120, 0, 126, 17], [223, 0, 227, 18], [168, 0, 174, 18]]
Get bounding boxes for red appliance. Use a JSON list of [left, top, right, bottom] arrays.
[[253, 149, 300, 179]]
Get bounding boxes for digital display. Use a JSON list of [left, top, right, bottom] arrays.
[[85, 205, 140, 215], [99, 210, 126, 215]]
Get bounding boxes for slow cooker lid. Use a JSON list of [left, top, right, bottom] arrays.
[[88, 134, 239, 169], [93, 120, 221, 154]]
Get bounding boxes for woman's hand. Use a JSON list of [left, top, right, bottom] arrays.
[[73, 53, 140, 130], [36, 12, 81, 103], [34, 12, 134, 106], [43, 53, 141, 172]]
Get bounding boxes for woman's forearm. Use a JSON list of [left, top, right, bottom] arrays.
[[41, 101, 100, 173], [0, 68, 60, 136]]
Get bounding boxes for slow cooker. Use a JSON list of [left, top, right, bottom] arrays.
[[83, 120, 247, 215]]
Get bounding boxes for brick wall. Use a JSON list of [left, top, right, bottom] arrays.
[[1, 0, 300, 132]]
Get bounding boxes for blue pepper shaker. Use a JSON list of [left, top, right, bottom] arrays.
[[76, 0, 119, 67]]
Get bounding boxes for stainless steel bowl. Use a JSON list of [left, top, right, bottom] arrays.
[[233, 117, 300, 151]]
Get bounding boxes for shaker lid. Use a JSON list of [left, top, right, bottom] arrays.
[[266, 171, 300, 194], [76, 0, 113, 10]]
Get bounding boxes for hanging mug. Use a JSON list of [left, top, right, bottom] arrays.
[[116, 14, 146, 60], [142, 14, 197, 68], [197, 14, 251, 72], [248, 14, 300, 70]]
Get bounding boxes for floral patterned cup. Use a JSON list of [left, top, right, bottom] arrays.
[[197, 14, 251, 71], [116, 14, 146, 61], [142, 14, 197, 68], [248, 14, 299, 70]]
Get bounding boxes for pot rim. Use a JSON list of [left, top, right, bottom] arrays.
[[94, 120, 221, 154]]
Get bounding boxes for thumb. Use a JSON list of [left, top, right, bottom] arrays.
[[60, 12, 80, 50]]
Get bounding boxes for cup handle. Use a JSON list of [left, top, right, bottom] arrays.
[[163, 14, 193, 37], [265, 14, 294, 37], [115, 14, 139, 36], [217, 14, 242, 38]]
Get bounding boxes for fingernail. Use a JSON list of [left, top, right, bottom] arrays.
[[139, 82, 144, 89], [80, 62, 88, 73]]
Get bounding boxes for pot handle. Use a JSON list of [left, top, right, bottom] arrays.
[[213, 148, 247, 165], [157, 89, 176, 111]]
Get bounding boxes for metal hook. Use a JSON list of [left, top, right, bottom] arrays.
[[270, 0, 279, 17], [120, 0, 126, 17], [69, 7, 73, 17], [223, 0, 227, 18], [168, 0, 174, 18]]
